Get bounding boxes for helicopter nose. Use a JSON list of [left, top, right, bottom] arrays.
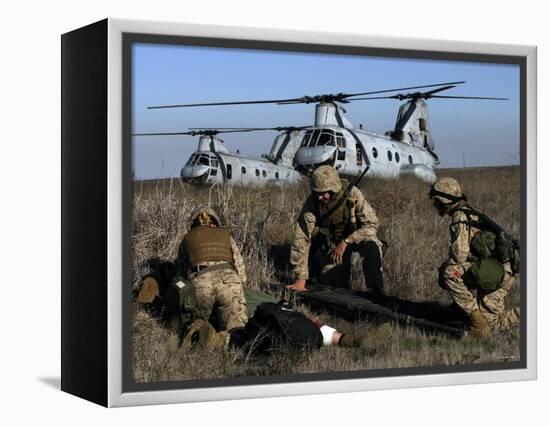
[[294, 146, 336, 166], [180, 165, 209, 182]]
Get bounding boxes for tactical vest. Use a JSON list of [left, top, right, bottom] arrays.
[[183, 226, 233, 267], [314, 185, 357, 250]]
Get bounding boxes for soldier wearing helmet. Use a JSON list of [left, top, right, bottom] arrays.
[[175, 206, 248, 340], [429, 177, 519, 338], [287, 165, 384, 294]]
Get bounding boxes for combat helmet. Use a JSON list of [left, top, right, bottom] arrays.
[[311, 165, 342, 193], [188, 206, 223, 229], [428, 177, 466, 205]]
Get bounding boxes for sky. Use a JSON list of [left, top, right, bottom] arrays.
[[132, 43, 520, 180]]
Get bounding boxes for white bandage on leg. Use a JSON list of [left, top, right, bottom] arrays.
[[320, 325, 337, 346]]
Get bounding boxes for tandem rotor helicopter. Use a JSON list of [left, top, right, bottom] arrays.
[[134, 81, 506, 185], [134, 126, 307, 185]]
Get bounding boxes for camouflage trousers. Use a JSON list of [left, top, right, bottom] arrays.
[[190, 266, 248, 332], [311, 239, 384, 293], [442, 261, 519, 331]]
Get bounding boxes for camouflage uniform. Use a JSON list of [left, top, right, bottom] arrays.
[[176, 207, 248, 332], [291, 166, 384, 293], [431, 177, 519, 333]]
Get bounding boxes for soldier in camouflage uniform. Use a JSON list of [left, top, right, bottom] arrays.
[[429, 177, 519, 338], [175, 207, 248, 342], [288, 165, 384, 294]]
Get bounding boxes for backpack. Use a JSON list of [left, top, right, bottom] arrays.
[[239, 302, 323, 354], [457, 206, 521, 291]]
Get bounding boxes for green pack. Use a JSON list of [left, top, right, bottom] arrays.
[[459, 206, 521, 274], [470, 230, 496, 259], [468, 258, 505, 291]]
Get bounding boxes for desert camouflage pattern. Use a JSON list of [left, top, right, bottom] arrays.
[[291, 185, 382, 281], [310, 165, 343, 193], [187, 205, 223, 229], [178, 238, 247, 331], [432, 176, 463, 204], [175, 207, 248, 331], [177, 228, 247, 284], [191, 267, 248, 331], [441, 205, 519, 331]]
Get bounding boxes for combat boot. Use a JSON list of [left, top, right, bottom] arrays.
[[181, 319, 208, 350], [338, 332, 366, 348], [199, 326, 229, 351], [181, 319, 229, 351], [338, 323, 392, 351], [468, 310, 491, 338], [138, 275, 160, 304]]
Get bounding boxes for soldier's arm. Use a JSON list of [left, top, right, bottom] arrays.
[[290, 198, 317, 280], [448, 211, 471, 265], [230, 237, 247, 285], [345, 186, 379, 244]]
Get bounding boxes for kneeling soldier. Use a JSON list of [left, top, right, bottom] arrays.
[[288, 165, 384, 294], [176, 207, 248, 339], [429, 177, 520, 338]]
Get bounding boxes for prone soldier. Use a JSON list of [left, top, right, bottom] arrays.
[[429, 177, 520, 338], [175, 206, 248, 344], [287, 165, 384, 294]]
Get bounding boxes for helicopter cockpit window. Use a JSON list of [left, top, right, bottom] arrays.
[[301, 129, 337, 147], [419, 118, 427, 131], [211, 158, 218, 168], [318, 130, 336, 146], [192, 154, 210, 166], [301, 130, 314, 147], [336, 133, 346, 149]]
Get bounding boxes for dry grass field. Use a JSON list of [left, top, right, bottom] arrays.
[[131, 166, 521, 383]]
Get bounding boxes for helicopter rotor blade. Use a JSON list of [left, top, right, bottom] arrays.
[[429, 95, 509, 100], [423, 85, 457, 95], [344, 81, 466, 98], [148, 97, 305, 109], [133, 131, 198, 136], [349, 88, 507, 102], [189, 125, 310, 132], [346, 96, 397, 101], [148, 82, 467, 109], [134, 125, 310, 137]]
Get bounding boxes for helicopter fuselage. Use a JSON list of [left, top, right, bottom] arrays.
[[294, 125, 437, 184], [181, 150, 302, 186]]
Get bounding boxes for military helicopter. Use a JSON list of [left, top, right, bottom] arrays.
[[133, 126, 307, 185], [148, 81, 507, 184]]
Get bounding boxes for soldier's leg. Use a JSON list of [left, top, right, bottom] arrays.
[[191, 272, 217, 323], [317, 254, 351, 288], [356, 240, 384, 295], [216, 270, 248, 331], [442, 263, 479, 317], [478, 265, 519, 331]]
